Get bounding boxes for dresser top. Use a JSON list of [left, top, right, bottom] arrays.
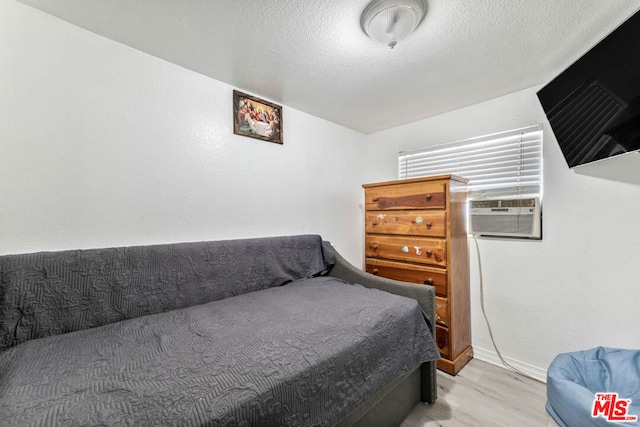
[[362, 174, 469, 189]]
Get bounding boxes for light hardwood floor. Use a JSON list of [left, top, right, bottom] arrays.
[[401, 358, 555, 426]]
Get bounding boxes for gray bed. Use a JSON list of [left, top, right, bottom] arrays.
[[0, 235, 439, 426]]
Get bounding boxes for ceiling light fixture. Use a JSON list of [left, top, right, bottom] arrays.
[[361, 0, 427, 49]]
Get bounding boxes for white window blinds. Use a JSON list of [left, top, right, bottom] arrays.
[[398, 125, 543, 200]]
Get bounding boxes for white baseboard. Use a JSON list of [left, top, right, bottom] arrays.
[[473, 346, 548, 383]]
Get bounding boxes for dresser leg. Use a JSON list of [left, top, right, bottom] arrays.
[[437, 346, 474, 375]]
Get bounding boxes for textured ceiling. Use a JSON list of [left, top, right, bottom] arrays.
[[15, 0, 640, 134]]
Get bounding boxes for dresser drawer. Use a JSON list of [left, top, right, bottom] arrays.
[[365, 182, 446, 211], [365, 210, 446, 237], [366, 235, 447, 267], [435, 296, 449, 327], [435, 325, 450, 357], [365, 258, 447, 296]]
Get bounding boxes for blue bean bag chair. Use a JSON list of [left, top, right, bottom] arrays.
[[546, 347, 640, 427]]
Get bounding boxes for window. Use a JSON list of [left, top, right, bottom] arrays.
[[398, 125, 543, 201]]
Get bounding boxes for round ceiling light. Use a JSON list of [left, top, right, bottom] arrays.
[[361, 0, 428, 49]]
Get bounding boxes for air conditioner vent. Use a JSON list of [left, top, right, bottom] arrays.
[[469, 199, 536, 209], [469, 197, 541, 239], [470, 200, 500, 209], [500, 199, 536, 208]]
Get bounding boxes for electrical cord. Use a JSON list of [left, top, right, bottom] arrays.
[[472, 234, 543, 383]]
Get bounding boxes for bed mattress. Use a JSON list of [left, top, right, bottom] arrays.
[[0, 276, 439, 426]]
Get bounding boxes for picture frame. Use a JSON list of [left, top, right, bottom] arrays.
[[233, 90, 283, 144]]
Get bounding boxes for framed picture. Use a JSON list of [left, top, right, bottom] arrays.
[[233, 90, 283, 144]]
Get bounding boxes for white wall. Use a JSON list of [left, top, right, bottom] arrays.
[[0, 0, 365, 263], [365, 87, 640, 380]]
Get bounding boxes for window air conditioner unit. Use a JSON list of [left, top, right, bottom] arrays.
[[469, 197, 541, 239]]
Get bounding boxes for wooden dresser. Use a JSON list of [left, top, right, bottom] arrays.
[[363, 175, 472, 375]]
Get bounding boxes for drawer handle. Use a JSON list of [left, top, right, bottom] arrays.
[[426, 221, 432, 229], [424, 278, 434, 285], [371, 244, 378, 251], [372, 222, 378, 226], [372, 268, 379, 275], [426, 250, 432, 257], [425, 194, 432, 201], [372, 197, 380, 202]]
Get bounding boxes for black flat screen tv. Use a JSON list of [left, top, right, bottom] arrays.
[[537, 9, 640, 168]]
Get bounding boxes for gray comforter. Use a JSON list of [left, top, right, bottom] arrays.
[[0, 276, 439, 426], [0, 235, 336, 352]]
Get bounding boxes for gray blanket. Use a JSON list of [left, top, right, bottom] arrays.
[[0, 235, 334, 351], [0, 277, 439, 426]]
